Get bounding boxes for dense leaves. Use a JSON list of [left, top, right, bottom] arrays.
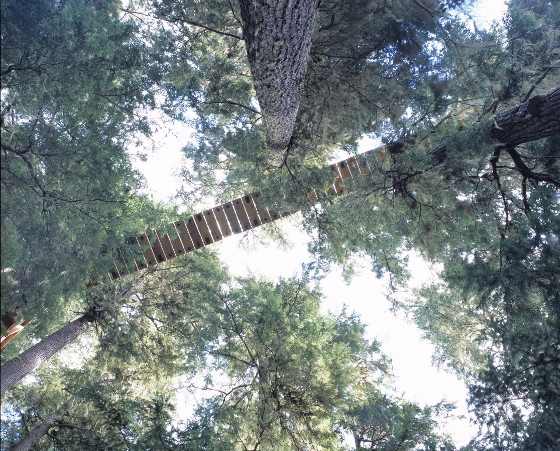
[[2, 278, 452, 450], [147, 0, 560, 446], [1, 0, 559, 449], [173, 278, 453, 450], [0, 0, 170, 339]]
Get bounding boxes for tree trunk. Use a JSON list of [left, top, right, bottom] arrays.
[[10, 404, 70, 451], [426, 86, 560, 163], [491, 86, 560, 146], [239, 0, 319, 161], [0, 315, 94, 394]]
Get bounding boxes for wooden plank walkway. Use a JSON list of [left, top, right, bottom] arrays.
[[87, 147, 382, 287]]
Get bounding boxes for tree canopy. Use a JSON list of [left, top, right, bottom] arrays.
[[2, 0, 559, 449]]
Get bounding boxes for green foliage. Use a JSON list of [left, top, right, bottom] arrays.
[[178, 277, 451, 450], [91, 249, 230, 380], [228, 0, 559, 446], [341, 387, 455, 450], [181, 277, 371, 449], [2, 0, 558, 448], [0, 0, 175, 342], [2, 277, 450, 450], [148, 0, 468, 201], [1, 368, 181, 451]]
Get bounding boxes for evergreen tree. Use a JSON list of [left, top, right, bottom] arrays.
[[1, 0, 170, 341], [2, 0, 558, 447], [1, 247, 229, 394], [2, 367, 181, 451], [150, 0, 468, 190], [2, 277, 451, 450], [178, 278, 453, 450], [341, 387, 455, 450], [150, 0, 558, 446], [238, 0, 319, 164]]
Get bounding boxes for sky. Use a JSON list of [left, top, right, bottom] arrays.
[[132, 120, 479, 445], [130, 0, 509, 446]]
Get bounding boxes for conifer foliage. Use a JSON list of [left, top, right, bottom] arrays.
[[1, 0, 559, 449]]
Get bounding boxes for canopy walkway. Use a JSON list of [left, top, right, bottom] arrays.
[[88, 147, 382, 287]]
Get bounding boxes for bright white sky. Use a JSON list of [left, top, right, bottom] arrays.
[[130, 1, 508, 446]]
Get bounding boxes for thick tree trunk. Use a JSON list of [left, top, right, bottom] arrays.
[[239, 0, 319, 161], [491, 86, 560, 146], [10, 404, 70, 451], [0, 315, 94, 393], [427, 86, 560, 163]]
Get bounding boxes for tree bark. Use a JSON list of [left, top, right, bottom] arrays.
[[10, 404, 70, 451], [239, 0, 319, 161], [1, 315, 94, 394], [491, 86, 560, 146], [426, 86, 560, 163]]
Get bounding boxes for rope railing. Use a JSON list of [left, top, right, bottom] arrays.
[[87, 147, 382, 287]]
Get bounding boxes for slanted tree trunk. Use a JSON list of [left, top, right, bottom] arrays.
[[239, 0, 319, 162], [427, 86, 560, 163], [490, 86, 560, 145], [10, 404, 71, 451], [10, 373, 106, 450], [0, 314, 95, 394]]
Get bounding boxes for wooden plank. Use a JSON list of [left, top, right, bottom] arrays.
[[186, 216, 205, 249], [327, 164, 345, 195], [213, 205, 232, 237], [356, 154, 371, 177], [137, 232, 158, 267], [223, 202, 242, 234], [252, 193, 272, 223], [307, 190, 319, 202], [345, 157, 360, 178], [327, 177, 344, 196], [194, 212, 213, 245], [203, 209, 223, 241], [335, 178, 346, 195], [157, 231, 177, 260], [243, 195, 261, 227], [143, 247, 157, 267], [174, 220, 195, 253], [254, 192, 286, 220], [337, 160, 352, 179], [170, 234, 185, 257], [0, 320, 31, 350], [232, 198, 253, 231], [164, 223, 184, 257], [150, 230, 168, 264], [137, 232, 150, 247]]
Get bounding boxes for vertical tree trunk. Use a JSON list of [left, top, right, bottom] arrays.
[[10, 404, 70, 451], [239, 0, 319, 160], [1, 315, 94, 393]]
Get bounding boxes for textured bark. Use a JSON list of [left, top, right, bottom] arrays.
[[239, 0, 319, 159], [491, 86, 560, 146], [426, 87, 560, 163], [10, 405, 69, 451], [0, 315, 94, 393]]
